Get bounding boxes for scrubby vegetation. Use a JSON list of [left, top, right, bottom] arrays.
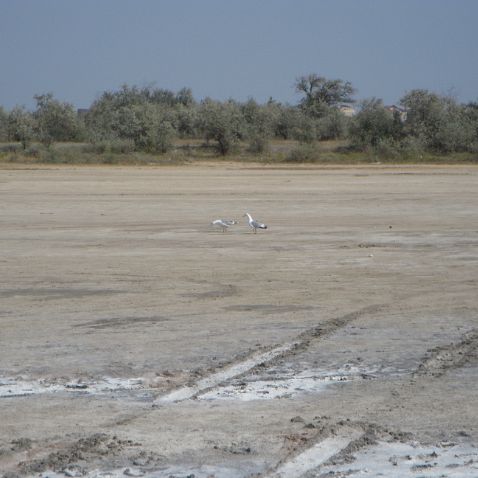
[[1, 75, 477, 164]]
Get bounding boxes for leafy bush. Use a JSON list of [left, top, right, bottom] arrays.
[[0, 106, 8, 141], [247, 135, 269, 154], [3, 77, 478, 163], [0, 143, 22, 153], [349, 98, 394, 148], [7, 106, 35, 149], [316, 109, 348, 140], [24, 145, 41, 157], [82, 139, 135, 154], [197, 99, 244, 155], [286, 143, 320, 162], [372, 138, 400, 159], [399, 136, 426, 158], [291, 114, 318, 143], [33, 93, 81, 146], [400, 90, 478, 153]]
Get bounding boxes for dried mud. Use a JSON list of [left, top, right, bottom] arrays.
[[1, 165, 477, 477]]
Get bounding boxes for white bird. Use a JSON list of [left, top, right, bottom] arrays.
[[211, 219, 237, 232], [243, 213, 267, 233]]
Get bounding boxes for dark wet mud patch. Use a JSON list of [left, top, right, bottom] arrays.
[[224, 304, 314, 314], [182, 284, 239, 300], [0, 288, 124, 300], [74, 316, 170, 330], [18, 433, 143, 475]]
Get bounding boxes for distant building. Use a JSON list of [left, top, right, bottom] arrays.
[[385, 105, 407, 122], [337, 104, 356, 117]]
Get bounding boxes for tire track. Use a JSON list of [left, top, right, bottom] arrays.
[[265, 428, 364, 478], [377, 328, 478, 420], [414, 328, 478, 377], [155, 342, 298, 404], [262, 419, 411, 478], [154, 303, 386, 405]]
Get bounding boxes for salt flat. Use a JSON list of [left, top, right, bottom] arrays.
[[0, 164, 477, 477]]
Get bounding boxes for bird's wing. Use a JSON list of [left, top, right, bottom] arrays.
[[251, 220, 264, 228], [212, 219, 227, 226]]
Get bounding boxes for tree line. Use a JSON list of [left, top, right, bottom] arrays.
[[1, 74, 477, 157]]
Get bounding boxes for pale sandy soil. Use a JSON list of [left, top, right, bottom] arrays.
[[0, 164, 477, 477]]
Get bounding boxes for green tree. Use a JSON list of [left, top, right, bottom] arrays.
[[241, 98, 272, 153], [85, 84, 194, 148], [463, 102, 478, 151], [400, 89, 475, 152], [316, 108, 348, 140], [0, 106, 8, 141], [198, 99, 244, 155], [111, 103, 176, 153], [295, 74, 355, 118], [435, 100, 474, 152], [33, 93, 80, 146], [400, 89, 443, 148], [175, 104, 198, 138], [272, 104, 301, 140], [175, 87, 195, 107], [349, 98, 394, 148], [291, 111, 319, 143], [7, 106, 35, 149], [134, 103, 176, 153]]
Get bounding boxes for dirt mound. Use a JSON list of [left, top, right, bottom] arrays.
[[19, 434, 139, 474]]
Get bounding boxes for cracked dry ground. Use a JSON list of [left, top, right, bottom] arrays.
[[0, 164, 477, 477]]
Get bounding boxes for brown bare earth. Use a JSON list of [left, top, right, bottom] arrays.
[[0, 164, 477, 477]]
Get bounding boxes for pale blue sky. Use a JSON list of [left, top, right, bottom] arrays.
[[1, 0, 477, 110]]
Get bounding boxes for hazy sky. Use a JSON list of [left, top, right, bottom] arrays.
[[1, 0, 477, 110]]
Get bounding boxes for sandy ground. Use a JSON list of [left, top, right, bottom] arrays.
[[0, 164, 477, 477]]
